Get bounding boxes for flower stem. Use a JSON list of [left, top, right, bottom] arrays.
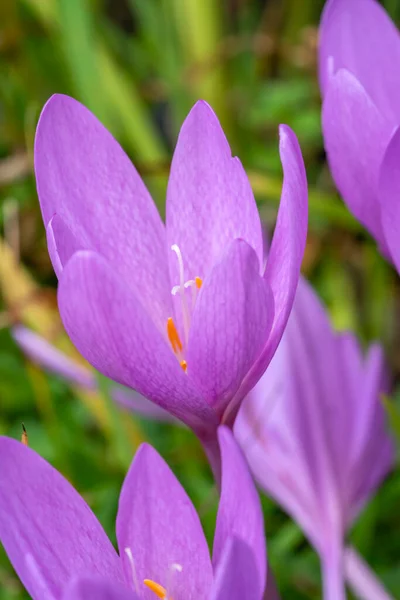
[[198, 431, 222, 486], [321, 545, 346, 600], [344, 546, 394, 600]]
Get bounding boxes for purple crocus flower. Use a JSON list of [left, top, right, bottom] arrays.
[[34, 95, 307, 449], [0, 427, 271, 600], [319, 0, 400, 269], [235, 278, 394, 600]]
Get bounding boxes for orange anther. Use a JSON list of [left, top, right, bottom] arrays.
[[180, 360, 188, 372], [167, 317, 183, 354], [195, 276, 203, 289], [143, 579, 167, 599]]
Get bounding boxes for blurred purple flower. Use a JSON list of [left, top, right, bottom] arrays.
[[319, 0, 400, 270], [235, 279, 394, 600], [0, 427, 271, 600], [12, 325, 175, 422], [34, 95, 307, 444]]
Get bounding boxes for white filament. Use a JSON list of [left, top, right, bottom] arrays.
[[124, 547, 140, 594], [165, 563, 183, 600], [171, 245, 190, 344]]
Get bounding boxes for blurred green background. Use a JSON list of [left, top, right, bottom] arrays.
[[1, 0, 400, 597]]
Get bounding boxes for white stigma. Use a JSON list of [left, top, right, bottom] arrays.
[[124, 547, 140, 594], [171, 245, 191, 344]]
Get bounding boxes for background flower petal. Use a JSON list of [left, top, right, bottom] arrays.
[[319, 0, 400, 124], [322, 69, 393, 247], [12, 325, 95, 389], [186, 239, 274, 418], [12, 325, 174, 423], [0, 438, 123, 599], [58, 250, 217, 432], [63, 577, 136, 600], [236, 278, 393, 557], [213, 427, 266, 597], [344, 343, 394, 523], [166, 100, 263, 286], [235, 374, 322, 550], [210, 537, 262, 600], [379, 125, 400, 273], [116, 443, 213, 600], [35, 94, 172, 330]]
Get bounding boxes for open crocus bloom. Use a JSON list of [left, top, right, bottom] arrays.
[[0, 427, 268, 600], [235, 279, 393, 600], [34, 95, 307, 440], [319, 0, 400, 269]]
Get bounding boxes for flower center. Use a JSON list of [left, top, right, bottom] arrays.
[[143, 563, 182, 600], [166, 245, 202, 372], [125, 547, 182, 600]]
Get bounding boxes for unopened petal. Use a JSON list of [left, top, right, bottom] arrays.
[[116, 444, 213, 599], [166, 100, 263, 286]]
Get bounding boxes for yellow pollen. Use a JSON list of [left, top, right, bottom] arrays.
[[143, 579, 167, 598], [195, 276, 202, 289], [167, 317, 183, 354], [180, 360, 187, 372]]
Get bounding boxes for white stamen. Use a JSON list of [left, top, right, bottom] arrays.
[[165, 563, 183, 600], [171, 245, 190, 344], [171, 285, 181, 296], [184, 280, 199, 308], [25, 554, 56, 600], [124, 547, 140, 594]]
